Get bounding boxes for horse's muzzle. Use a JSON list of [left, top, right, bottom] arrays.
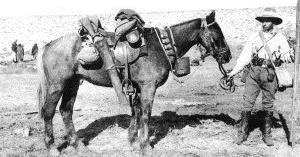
[[217, 50, 232, 64]]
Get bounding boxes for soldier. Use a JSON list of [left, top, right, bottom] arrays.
[[228, 8, 294, 146]]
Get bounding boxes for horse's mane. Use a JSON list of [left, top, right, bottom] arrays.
[[170, 18, 201, 27]]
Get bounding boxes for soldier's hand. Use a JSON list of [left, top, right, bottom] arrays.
[[282, 51, 294, 63], [227, 71, 236, 79]]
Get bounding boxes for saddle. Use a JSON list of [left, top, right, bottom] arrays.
[[114, 40, 143, 65], [113, 9, 146, 66], [112, 9, 147, 95]]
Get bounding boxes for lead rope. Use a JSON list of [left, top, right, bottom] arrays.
[[218, 63, 236, 93]]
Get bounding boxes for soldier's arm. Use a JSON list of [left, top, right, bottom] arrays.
[[230, 34, 256, 76], [278, 33, 294, 63]]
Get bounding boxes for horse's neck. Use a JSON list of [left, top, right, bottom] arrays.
[[170, 22, 200, 57]]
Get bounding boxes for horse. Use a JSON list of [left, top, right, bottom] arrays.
[[37, 10, 232, 154]]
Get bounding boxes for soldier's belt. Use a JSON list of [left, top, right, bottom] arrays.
[[251, 58, 271, 67]]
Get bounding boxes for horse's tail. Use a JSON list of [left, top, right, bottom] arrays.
[[37, 45, 47, 119]]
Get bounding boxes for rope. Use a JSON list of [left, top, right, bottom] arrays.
[[218, 63, 236, 93], [218, 63, 229, 77]]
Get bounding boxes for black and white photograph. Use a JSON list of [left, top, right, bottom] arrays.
[[0, 0, 299, 156]]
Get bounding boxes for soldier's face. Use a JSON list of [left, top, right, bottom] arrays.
[[262, 21, 274, 32]]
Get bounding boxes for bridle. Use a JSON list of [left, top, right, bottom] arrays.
[[165, 19, 230, 67], [198, 19, 230, 64], [157, 19, 235, 91], [199, 19, 235, 93]]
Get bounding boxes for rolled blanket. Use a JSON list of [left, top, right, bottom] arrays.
[[79, 16, 103, 38], [114, 9, 145, 41], [115, 9, 145, 25], [115, 19, 137, 41]]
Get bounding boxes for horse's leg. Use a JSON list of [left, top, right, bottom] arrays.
[[138, 82, 156, 151], [59, 77, 80, 148], [40, 83, 63, 149], [128, 93, 141, 145]]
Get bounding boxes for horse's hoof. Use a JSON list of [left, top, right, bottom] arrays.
[[128, 136, 138, 145], [140, 145, 152, 156], [62, 145, 77, 155], [77, 140, 89, 153], [140, 143, 152, 156], [70, 139, 78, 148], [129, 141, 140, 151], [49, 147, 60, 157]]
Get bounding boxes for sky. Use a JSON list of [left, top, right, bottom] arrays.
[[0, 0, 297, 17]]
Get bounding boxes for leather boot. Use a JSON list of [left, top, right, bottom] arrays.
[[235, 111, 251, 145], [262, 111, 274, 146]]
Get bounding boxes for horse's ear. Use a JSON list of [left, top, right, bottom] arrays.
[[206, 10, 215, 23]]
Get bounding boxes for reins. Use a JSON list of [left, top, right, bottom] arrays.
[[218, 63, 235, 93], [201, 19, 235, 93]]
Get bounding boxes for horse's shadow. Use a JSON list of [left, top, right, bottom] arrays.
[[77, 111, 236, 147], [77, 111, 291, 147]]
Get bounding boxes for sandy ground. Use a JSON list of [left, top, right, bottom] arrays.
[[0, 58, 299, 157]]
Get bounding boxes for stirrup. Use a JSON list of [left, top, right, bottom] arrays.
[[121, 78, 136, 95]]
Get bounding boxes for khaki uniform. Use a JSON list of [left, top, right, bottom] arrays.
[[243, 66, 277, 111], [231, 7, 292, 146], [231, 31, 291, 112]]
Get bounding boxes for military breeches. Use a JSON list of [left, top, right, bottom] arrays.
[[243, 66, 277, 112]]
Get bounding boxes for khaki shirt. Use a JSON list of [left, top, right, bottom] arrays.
[[231, 31, 292, 74]]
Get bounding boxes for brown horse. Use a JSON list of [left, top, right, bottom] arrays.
[[37, 11, 231, 154]]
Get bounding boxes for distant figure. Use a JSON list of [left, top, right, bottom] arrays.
[[31, 43, 38, 59], [11, 40, 17, 53], [11, 40, 24, 63]]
